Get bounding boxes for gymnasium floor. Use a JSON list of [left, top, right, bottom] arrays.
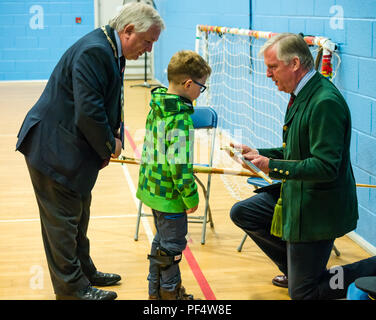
[[0, 80, 371, 300]]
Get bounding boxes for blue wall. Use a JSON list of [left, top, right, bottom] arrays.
[[154, 0, 376, 249], [153, 0, 251, 85], [0, 0, 94, 80]]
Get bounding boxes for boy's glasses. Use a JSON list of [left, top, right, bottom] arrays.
[[182, 79, 207, 93], [192, 79, 207, 93]]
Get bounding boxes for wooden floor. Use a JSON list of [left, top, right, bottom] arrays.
[[0, 80, 371, 300]]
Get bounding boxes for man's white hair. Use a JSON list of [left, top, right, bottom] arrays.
[[109, 1, 165, 33], [259, 33, 314, 70]]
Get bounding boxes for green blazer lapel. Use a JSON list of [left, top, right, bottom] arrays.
[[283, 72, 321, 126], [284, 100, 299, 126]]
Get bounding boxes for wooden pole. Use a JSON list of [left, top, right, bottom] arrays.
[[356, 183, 376, 189], [193, 165, 258, 177], [110, 158, 376, 188], [110, 158, 140, 166], [109, 158, 258, 177]]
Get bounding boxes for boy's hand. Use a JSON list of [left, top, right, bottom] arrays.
[[186, 205, 198, 214]]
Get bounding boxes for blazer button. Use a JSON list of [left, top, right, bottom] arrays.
[[282, 142, 286, 148], [283, 125, 288, 131], [279, 170, 284, 174], [285, 171, 289, 175], [274, 168, 278, 172]]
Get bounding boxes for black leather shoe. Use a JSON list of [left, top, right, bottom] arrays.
[[56, 285, 117, 300], [89, 271, 121, 286], [272, 275, 288, 288]]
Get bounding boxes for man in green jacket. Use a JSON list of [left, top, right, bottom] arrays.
[[137, 50, 211, 299], [230, 33, 376, 299]]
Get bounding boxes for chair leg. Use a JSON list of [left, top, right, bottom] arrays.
[[134, 201, 142, 241], [237, 233, 248, 252], [198, 179, 214, 227], [201, 204, 208, 245], [207, 203, 214, 228], [193, 174, 214, 245], [201, 172, 214, 245], [333, 244, 341, 256], [237, 185, 255, 251]]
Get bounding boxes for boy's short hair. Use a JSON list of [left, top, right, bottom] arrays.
[[167, 50, 211, 84]]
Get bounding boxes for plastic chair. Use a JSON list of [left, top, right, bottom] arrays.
[[189, 106, 218, 244], [237, 177, 341, 257], [346, 282, 370, 300], [134, 106, 218, 245]]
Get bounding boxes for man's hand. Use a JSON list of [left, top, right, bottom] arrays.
[[230, 142, 259, 156], [111, 138, 122, 158], [243, 153, 270, 174], [186, 205, 198, 214], [228, 142, 260, 168]]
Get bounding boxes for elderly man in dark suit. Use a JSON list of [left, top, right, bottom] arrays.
[[230, 33, 376, 300], [16, 2, 164, 300]]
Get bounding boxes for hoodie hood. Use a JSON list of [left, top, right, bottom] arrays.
[[149, 87, 194, 118]]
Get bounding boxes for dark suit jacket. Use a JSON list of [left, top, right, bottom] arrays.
[[16, 25, 122, 194], [259, 72, 358, 242]]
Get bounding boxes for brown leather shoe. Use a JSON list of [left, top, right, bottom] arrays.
[[159, 282, 195, 300], [272, 275, 288, 288]]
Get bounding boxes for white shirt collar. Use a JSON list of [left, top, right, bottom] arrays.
[[114, 30, 123, 59], [294, 68, 316, 96]]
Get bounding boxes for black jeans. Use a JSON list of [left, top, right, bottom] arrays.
[[230, 189, 376, 300]]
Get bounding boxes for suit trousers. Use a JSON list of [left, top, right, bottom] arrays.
[[230, 188, 376, 300], [26, 158, 96, 295]]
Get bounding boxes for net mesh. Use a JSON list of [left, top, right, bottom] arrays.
[[195, 28, 339, 200]]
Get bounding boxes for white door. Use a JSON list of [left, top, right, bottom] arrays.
[[94, 0, 153, 80]]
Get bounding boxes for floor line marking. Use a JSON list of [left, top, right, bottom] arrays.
[[0, 214, 138, 223], [121, 163, 154, 244]]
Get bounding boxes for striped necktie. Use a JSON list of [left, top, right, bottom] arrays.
[[287, 93, 296, 109]]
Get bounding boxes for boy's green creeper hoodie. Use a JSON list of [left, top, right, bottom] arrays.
[[136, 87, 199, 213]]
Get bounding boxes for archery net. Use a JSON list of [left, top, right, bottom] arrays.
[[195, 25, 340, 201]]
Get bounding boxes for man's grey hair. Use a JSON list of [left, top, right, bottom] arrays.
[[259, 33, 314, 70], [109, 2, 165, 33]]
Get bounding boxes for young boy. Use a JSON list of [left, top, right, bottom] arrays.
[[136, 50, 211, 300]]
